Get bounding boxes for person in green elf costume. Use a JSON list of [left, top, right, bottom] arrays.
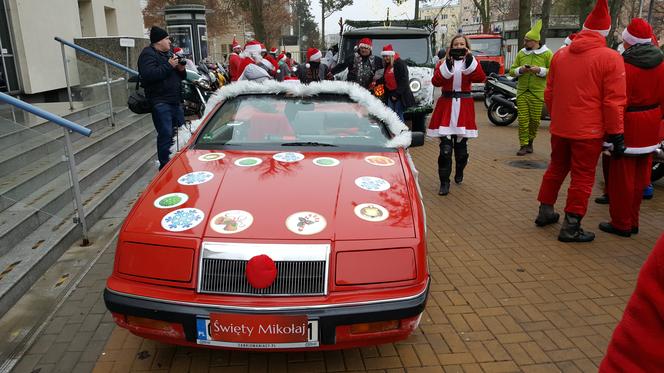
[[509, 19, 554, 156]]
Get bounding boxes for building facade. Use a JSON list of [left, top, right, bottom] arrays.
[[1, 0, 143, 95], [420, 3, 462, 49]]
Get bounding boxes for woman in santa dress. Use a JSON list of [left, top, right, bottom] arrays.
[[427, 35, 486, 196]]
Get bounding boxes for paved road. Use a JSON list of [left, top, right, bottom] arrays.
[[11, 103, 664, 372]]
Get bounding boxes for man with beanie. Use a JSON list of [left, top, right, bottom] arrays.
[[296, 48, 330, 83], [599, 18, 664, 238], [331, 38, 383, 89], [138, 26, 186, 170], [509, 19, 553, 156], [534, 0, 626, 242]]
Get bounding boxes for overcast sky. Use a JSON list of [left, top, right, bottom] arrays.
[[311, 0, 421, 36]]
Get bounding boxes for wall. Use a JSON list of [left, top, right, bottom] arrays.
[[87, 0, 143, 38]]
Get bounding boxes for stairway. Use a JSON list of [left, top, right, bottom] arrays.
[[0, 102, 156, 317]]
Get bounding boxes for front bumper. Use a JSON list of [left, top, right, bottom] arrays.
[[104, 279, 429, 349]]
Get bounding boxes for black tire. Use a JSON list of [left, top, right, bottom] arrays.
[[488, 102, 517, 126], [484, 93, 493, 109], [652, 162, 664, 182]]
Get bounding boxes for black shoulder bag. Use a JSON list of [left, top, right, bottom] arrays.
[[127, 75, 152, 114]]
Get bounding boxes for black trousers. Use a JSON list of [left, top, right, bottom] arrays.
[[438, 136, 469, 183]]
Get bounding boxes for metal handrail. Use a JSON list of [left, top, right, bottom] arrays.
[[0, 92, 91, 136], [54, 37, 138, 76]]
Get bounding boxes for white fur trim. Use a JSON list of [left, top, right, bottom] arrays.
[[245, 44, 262, 54], [622, 28, 652, 45], [426, 127, 478, 138], [537, 67, 548, 77], [440, 61, 453, 79], [514, 66, 524, 76], [582, 26, 610, 37], [461, 57, 478, 75], [564, 36, 572, 45], [359, 43, 372, 49], [521, 45, 550, 55], [625, 144, 661, 154], [309, 51, 322, 62], [204, 80, 411, 148], [381, 51, 395, 56]]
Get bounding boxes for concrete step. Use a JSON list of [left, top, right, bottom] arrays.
[[0, 117, 154, 256], [0, 141, 156, 318], [0, 102, 110, 150], [0, 112, 150, 213]]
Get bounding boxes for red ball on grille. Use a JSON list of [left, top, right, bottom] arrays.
[[245, 254, 278, 289]]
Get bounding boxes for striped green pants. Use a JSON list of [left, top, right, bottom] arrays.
[[516, 92, 545, 146]]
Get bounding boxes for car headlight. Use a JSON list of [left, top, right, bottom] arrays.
[[409, 79, 422, 93], [196, 79, 211, 90], [335, 248, 416, 285], [118, 242, 194, 282]]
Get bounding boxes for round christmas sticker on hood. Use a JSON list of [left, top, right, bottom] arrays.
[[355, 176, 391, 192], [313, 157, 340, 167], [365, 155, 395, 166], [198, 152, 226, 162], [178, 171, 214, 186], [354, 203, 389, 222], [154, 193, 189, 209], [161, 208, 205, 232], [210, 210, 254, 234], [273, 152, 304, 163], [234, 157, 263, 167], [286, 211, 327, 235]]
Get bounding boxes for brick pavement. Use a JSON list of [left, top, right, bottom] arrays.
[[12, 103, 664, 372]]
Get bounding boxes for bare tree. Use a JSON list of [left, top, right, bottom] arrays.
[[540, 0, 552, 44], [472, 0, 492, 33], [518, 0, 531, 45], [321, 0, 353, 48]]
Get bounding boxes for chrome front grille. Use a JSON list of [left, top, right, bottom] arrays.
[[199, 258, 326, 295], [198, 242, 330, 296]]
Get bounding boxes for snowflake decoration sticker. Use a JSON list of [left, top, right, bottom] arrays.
[[365, 155, 396, 167], [354, 203, 389, 222], [286, 211, 327, 235], [161, 208, 205, 232], [312, 157, 340, 167], [153, 193, 189, 209], [273, 152, 305, 163], [198, 152, 226, 162], [354, 176, 391, 192], [209, 210, 254, 234], [234, 157, 263, 167], [177, 171, 214, 186]]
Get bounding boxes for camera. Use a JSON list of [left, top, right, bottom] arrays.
[[449, 48, 467, 60], [177, 56, 187, 66]]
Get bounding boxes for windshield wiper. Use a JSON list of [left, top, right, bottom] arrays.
[[281, 141, 337, 147]]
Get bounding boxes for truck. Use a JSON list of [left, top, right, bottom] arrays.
[[336, 20, 436, 132], [466, 33, 504, 92]]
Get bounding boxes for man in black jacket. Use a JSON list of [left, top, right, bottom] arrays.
[[138, 26, 186, 170], [330, 38, 383, 89], [379, 44, 416, 121]]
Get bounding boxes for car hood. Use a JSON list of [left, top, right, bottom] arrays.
[[125, 149, 416, 240]]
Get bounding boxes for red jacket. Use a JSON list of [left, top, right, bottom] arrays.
[[229, 53, 242, 81], [600, 234, 664, 372], [621, 45, 664, 153], [544, 31, 626, 139]]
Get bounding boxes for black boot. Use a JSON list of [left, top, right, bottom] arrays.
[[454, 149, 468, 184], [438, 138, 453, 196], [535, 204, 559, 226], [526, 140, 533, 153], [599, 222, 631, 237], [594, 194, 609, 204], [558, 213, 595, 242]]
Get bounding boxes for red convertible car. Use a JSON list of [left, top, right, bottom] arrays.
[[105, 81, 429, 350]]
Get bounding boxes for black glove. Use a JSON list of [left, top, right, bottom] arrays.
[[607, 133, 626, 157], [464, 53, 474, 69], [445, 57, 453, 72]]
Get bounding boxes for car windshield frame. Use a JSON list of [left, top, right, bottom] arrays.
[[192, 94, 397, 152], [340, 35, 432, 66]]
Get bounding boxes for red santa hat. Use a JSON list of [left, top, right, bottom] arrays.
[[381, 44, 395, 56], [306, 48, 322, 62], [283, 76, 300, 84], [583, 0, 611, 36], [260, 43, 267, 53], [358, 38, 372, 50], [277, 53, 287, 62], [622, 18, 654, 45], [563, 32, 577, 46], [173, 47, 183, 55], [244, 40, 262, 55], [269, 47, 278, 55], [231, 37, 241, 50]]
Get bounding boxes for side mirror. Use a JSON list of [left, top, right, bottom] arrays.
[[410, 131, 425, 147]]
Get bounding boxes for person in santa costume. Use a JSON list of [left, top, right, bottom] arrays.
[[237, 40, 273, 82], [228, 37, 243, 82], [296, 48, 330, 83], [331, 37, 383, 89], [600, 233, 664, 371], [427, 35, 486, 196], [598, 18, 664, 237], [509, 19, 553, 156], [275, 53, 293, 81], [534, 0, 626, 242], [379, 44, 415, 121]]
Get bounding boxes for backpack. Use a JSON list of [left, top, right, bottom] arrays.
[[127, 75, 152, 114]]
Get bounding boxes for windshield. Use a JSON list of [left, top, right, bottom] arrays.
[[341, 36, 431, 65], [469, 38, 502, 56], [196, 95, 393, 148]]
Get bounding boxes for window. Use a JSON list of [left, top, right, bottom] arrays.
[[104, 7, 118, 36]]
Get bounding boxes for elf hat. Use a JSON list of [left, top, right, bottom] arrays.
[[381, 44, 395, 56], [622, 18, 654, 45], [525, 19, 543, 42], [583, 0, 611, 36]]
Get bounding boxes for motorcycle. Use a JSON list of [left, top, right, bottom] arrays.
[[181, 68, 216, 119], [653, 140, 664, 182], [484, 73, 517, 126]]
